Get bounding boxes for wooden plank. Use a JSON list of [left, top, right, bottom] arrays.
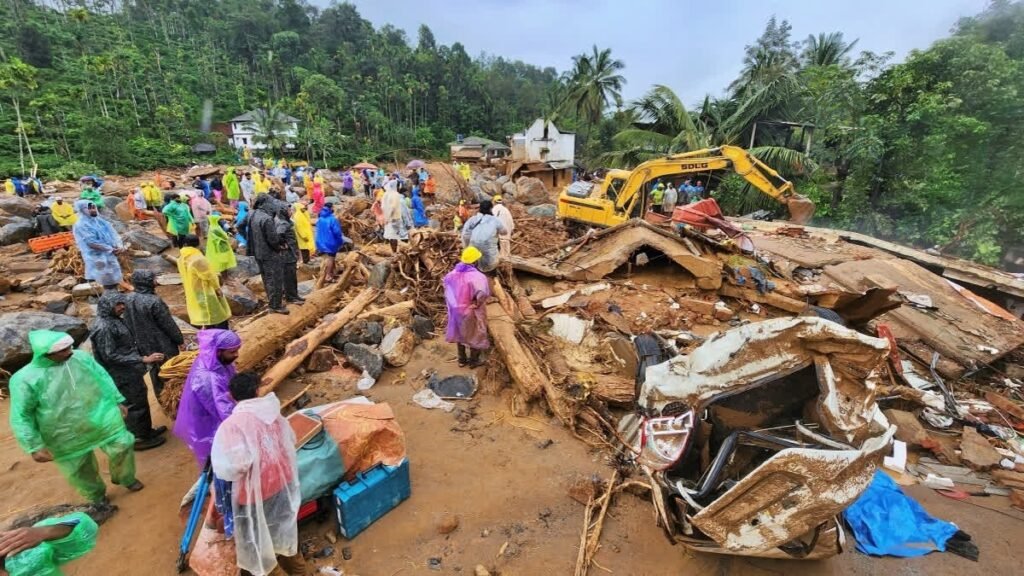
[[718, 284, 808, 314], [985, 391, 1024, 422]]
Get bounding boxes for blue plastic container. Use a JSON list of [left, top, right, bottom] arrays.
[[332, 459, 411, 539]]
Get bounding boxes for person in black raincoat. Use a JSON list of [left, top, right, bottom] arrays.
[[275, 204, 304, 305], [90, 292, 167, 450], [248, 195, 288, 315], [125, 270, 184, 397]]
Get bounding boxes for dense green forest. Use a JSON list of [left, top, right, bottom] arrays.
[[0, 0, 1022, 266]]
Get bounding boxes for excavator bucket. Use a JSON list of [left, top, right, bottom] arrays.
[[785, 194, 816, 225]]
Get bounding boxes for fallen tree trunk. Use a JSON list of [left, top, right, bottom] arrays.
[[357, 300, 416, 322], [486, 300, 573, 426], [258, 287, 380, 394], [588, 374, 637, 406], [235, 254, 359, 371]]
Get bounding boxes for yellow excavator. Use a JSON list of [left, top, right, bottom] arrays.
[[557, 145, 816, 227]]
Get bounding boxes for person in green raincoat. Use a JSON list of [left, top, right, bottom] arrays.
[[78, 187, 102, 205], [1, 511, 98, 576], [161, 193, 194, 248], [223, 167, 241, 209], [206, 213, 237, 274], [8, 330, 144, 504]]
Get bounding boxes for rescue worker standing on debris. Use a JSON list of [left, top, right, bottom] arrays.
[[491, 195, 515, 261], [224, 167, 241, 209], [461, 200, 507, 273], [206, 213, 238, 274], [212, 372, 304, 576], [72, 200, 124, 290], [275, 204, 304, 305], [663, 182, 678, 214], [444, 247, 492, 367], [91, 292, 168, 450], [241, 172, 255, 205], [650, 182, 665, 214], [125, 270, 184, 398], [178, 234, 232, 330], [292, 201, 314, 264], [382, 180, 411, 253], [162, 193, 194, 248], [8, 330, 147, 503], [173, 329, 242, 467], [249, 195, 289, 315], [315, 203, 345, 283]]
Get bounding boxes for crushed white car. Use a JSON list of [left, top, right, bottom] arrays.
[[624, 317, 896, 559]]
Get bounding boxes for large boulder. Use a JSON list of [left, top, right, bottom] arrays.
[[514, 177, 549, 205], [0, 311, 89, 370], [380, 326, 416, 367], [132, 255, 176, 275], [222, 282, 259, 316], [0, 217, 36, 245], [124, 228, 172, 254], [225, 256, 261, 281], [436, 185, 462, 206], [527, 204, 558, 218], [368, 261, 391, 289], [102, 196, 122, 213], [0, 196, 36, 218], [501, 181, 517, 198], [343, 342, 384, 379], [411, 315, 436, 339], [332, 319, 384, 349]]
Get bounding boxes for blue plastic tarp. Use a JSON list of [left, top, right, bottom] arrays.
[[844, 470, 959, 557]]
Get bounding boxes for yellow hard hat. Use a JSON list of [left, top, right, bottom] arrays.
[[493, 195, 503, 203], [461, 246, 482, 264]]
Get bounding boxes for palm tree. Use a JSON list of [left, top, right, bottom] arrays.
[[802, 32, 859, 68], [252, 104, 292, 157], [565, 46, 625, 134]]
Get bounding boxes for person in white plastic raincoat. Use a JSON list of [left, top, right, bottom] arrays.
[[461, 199, 507, 273], [211, 372, 303, 576]]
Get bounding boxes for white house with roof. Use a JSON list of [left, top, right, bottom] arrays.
[[509, 119, 575, 165], [229, 109, 300, 150]]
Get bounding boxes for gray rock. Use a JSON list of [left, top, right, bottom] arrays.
[[222, 282, 259, 316], [515, 177, 549, 205], [132, 255, 177, 275], [225, 256, 261, 281], [297, 280, 315, 297], [0, 311, 88, 370], [102, 196, 122, 212], [124, 228, 171, 254], [0, 196, 36, 218], [497, 175, 510, 186], [0, 214, 21, 226], [411, 315, 435, 339], [368, 262, 391, 289], [71, 282, 103, 298], [332, 319, 384, 349], [343, 342, 384, 379], [0, 217, 36, 245], [57, 276, 79, 290], [501, 181, 517, 198], [109, 219, 128, 235], [527, 204, 558, 218]]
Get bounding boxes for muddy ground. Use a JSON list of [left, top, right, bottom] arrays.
[[1, 338, 1020, 576]]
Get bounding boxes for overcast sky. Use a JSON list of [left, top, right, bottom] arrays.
[[333, 0, 987, 106]]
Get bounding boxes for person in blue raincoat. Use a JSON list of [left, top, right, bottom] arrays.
[[315, 203, 345, 283], [410, 185, 429, 228], [234, 201, 250, 249], [71, 200, 124, 289]]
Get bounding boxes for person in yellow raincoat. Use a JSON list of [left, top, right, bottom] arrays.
[[50, 197, 77, 229], [142, 181, 163, 209], [254, 172, 270, 196], [458, 162, 471, 182], [4, 178, 16, 196], [177, 234, 232, 329], [292, 201, 314, 263], [205, 213, 237, 274]]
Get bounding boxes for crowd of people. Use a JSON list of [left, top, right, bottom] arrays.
[[2, 158, 523, 575]]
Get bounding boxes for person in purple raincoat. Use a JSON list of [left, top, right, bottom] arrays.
[[172, 329, 243, 466], [443, 246, 491, 368]]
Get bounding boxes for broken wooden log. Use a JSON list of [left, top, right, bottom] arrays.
[[718, 284, 809, 314], [491, 278, 523, 322], [486, 300, 545, 400], [235, 253, 359, 372], [588, 374, 637, 406], [357, 300, 416, 322], [258, 287, 380, 394]]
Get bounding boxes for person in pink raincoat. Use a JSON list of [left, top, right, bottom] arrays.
[[172, 329, 242, 467], [443, 246, 491, 367], [311, 181, 325, 215]]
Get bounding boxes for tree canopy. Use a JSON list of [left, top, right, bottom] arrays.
[[0, 0, 1022, 267]]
